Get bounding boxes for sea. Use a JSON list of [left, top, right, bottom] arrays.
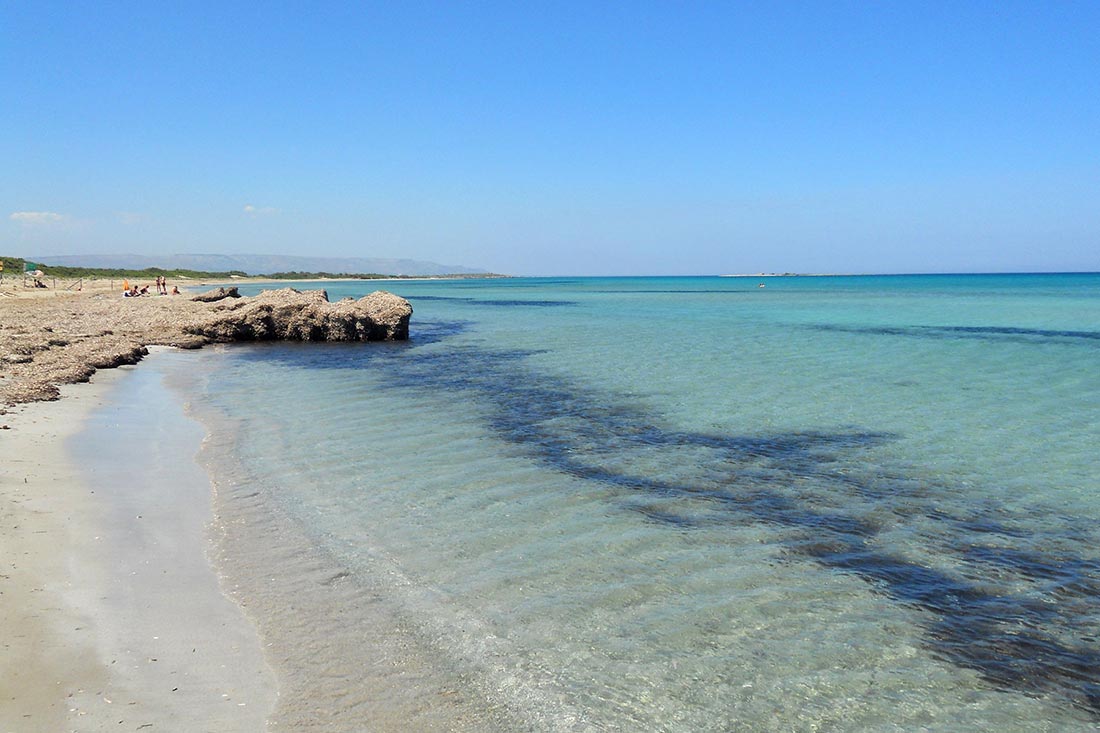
[[155, 274, 1100, 731]]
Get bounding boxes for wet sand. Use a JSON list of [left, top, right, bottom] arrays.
[[0, 352, 276, 731]]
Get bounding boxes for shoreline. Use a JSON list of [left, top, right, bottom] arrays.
[[0, 351, 276, 730]]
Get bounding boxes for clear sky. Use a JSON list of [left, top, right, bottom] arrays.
[[2, 2, 1097, 275]]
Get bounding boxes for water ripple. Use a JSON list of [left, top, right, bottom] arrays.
[[240, 336, 1100, 716]]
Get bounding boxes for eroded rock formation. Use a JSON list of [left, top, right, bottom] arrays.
[[191, 286, 241, 302], [0, 287, 412, 404], [187, 288, 412, 342]]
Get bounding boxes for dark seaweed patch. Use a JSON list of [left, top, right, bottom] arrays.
[[813, 323, 1100, 345], [409, 320, 474, 345], [937, 326, 1100, 340], [243, 335, 1100, 716]]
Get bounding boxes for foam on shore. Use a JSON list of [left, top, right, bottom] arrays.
[[0, 349, 276, 730]]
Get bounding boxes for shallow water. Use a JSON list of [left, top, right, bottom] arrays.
[[170, 274, 1100, 730]]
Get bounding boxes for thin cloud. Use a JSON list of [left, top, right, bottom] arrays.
[[10, 211, 67, 225], [243, 204, 278, 216], [116, 212, 145, 225]]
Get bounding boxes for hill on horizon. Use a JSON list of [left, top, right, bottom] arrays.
[[32, 253, 487, 276]]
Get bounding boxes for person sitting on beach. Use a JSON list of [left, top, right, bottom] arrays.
[[139, 285, 149, 295], [171, 285, 180, 295]]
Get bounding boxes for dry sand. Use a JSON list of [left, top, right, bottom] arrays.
[[0, 277, 224, 405], [1, 349, 277, 731]]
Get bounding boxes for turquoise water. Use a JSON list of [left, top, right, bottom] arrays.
[[173, 274, 1100, 730]]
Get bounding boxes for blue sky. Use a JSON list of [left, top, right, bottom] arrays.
[[2, 2, 1097, 275]]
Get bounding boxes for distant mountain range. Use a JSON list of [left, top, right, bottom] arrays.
[[33, 253, 487, 276]]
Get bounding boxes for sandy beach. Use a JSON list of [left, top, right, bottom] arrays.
[[0, 280, 281, 730], [0, 353, 278, 731], [0, 378, 109, 732], [0, 278, 417, 731]]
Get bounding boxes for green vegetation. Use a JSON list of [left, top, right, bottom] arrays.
[[260, 271, 393, 280], [1, 256, 503, 282], [41, 265, 248, 280], [1, 256, 246, 280], [0, 255, 27, 275]]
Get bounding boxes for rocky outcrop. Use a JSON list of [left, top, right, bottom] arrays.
[[1, 286, 413, 404], [191, 286, 241, 302], [185, 288, 412, 342]]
